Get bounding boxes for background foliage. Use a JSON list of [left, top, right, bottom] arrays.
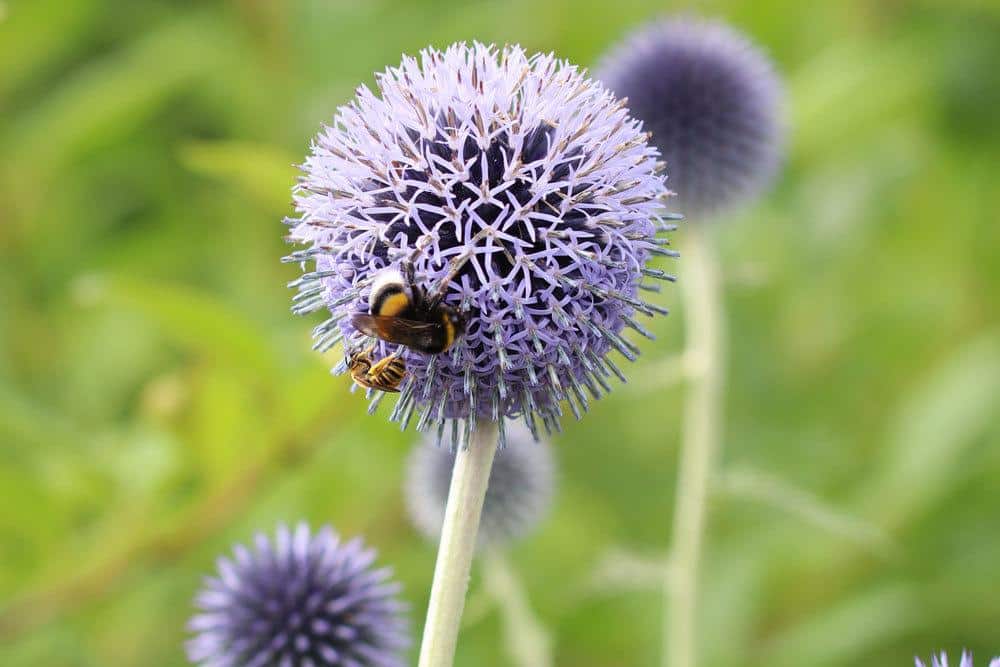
[[2, 1, 999, 665]]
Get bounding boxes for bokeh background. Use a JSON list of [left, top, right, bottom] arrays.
[[2, 1, 999, 665]]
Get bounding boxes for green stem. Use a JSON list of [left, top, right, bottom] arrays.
[[666, 227, 726, 667], [418, 421, 499, 667], [482, 549, 553, 667]]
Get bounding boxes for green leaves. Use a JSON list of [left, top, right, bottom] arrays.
[[76, 275, 280, 378], [717, 467, 896, 558], [859, 333, 1000, 530], [178, 140, 298, 214], [762, 585, 919, 667], [2, 2, 1000, 665], [5, 13, 235, 175]]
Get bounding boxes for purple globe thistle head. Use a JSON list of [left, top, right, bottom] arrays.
[[915, 651, 1000, 667], [405, 419, 555, 549], [595, 17, 784, 218], [286, 42, 677, 445], [187, 522, 410, 667]]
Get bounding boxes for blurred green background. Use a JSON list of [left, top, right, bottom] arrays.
[[2, 0, 999, 665]]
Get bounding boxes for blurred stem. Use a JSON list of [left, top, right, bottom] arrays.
[[482, 549, 553, 667], [418, 422, 499, 667], [666, 226, 726, 667]]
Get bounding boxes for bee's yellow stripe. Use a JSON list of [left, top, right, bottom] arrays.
[[441, 315, 456, 350], [378, 291, 410, 317]]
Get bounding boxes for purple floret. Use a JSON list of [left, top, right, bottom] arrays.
[[287, 43, 676, 444], [596, 17, 784, 217], [915, 651, 1000, 667], [187, 523, 409, 667]]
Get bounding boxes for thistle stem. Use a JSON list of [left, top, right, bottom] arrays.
[[418, 421, 499, 667], [665, 226, 725, 667], [482, 549, 553, 667]]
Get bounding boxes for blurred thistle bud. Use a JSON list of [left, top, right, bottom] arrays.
[[596, 17, 784, 217], [286, 42, 677, 445], [915, 651, 1000, 667], [187, 522, 409, 667], [405, 420, 555, 549]]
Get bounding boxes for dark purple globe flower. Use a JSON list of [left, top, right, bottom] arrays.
[[405, 420, 555, 549], [287, 42, 676, 444], [187, 523, 409, 667], [915, 652, 1000, 667], [596, 17, 784, 217]]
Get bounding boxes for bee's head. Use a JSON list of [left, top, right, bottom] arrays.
[[347, 352, 371, 372]]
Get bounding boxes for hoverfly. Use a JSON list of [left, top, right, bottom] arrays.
[[351, 261, 466, 355], [348, 346, 406, 393]]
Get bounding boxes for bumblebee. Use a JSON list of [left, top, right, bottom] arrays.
[[348, 346, 406, 393], [351, 263, 466, 354]]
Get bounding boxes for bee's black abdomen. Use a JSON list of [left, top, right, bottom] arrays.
[[357, 267, 467, 355]]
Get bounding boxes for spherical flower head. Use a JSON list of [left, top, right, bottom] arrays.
[[187, 522, 410, 667], [915, 651, 1000, 667], [405, 419, 555, 549], [287, 42, 676, 444], [595, 17, 784, 217]]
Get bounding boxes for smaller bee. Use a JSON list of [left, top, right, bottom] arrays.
[[348, 346, 406, 393], [351, 263, 466, 355]]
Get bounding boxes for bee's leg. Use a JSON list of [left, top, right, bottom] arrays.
[[424, 228, 493, 310], [400, 257, 417, 291], [368, 350, 402, 376], [395, 232, 441, 294], [353, 343, 376, 358], [382, 346, 405, 362]]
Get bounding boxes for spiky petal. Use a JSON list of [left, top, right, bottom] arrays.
[[915, 651, 1000, 667], [187, 523, 410, 667], [287, 42, 676, 443]]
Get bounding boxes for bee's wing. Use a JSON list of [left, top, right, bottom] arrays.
[[351, 314, 443, 351]]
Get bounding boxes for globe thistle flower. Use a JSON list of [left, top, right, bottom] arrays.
[[286, 42, 676, 445], [187, 523, 409, 667], [915, 652, 1000, 667], [595, 17, 784, 217], [405, 419, 555, 549]]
